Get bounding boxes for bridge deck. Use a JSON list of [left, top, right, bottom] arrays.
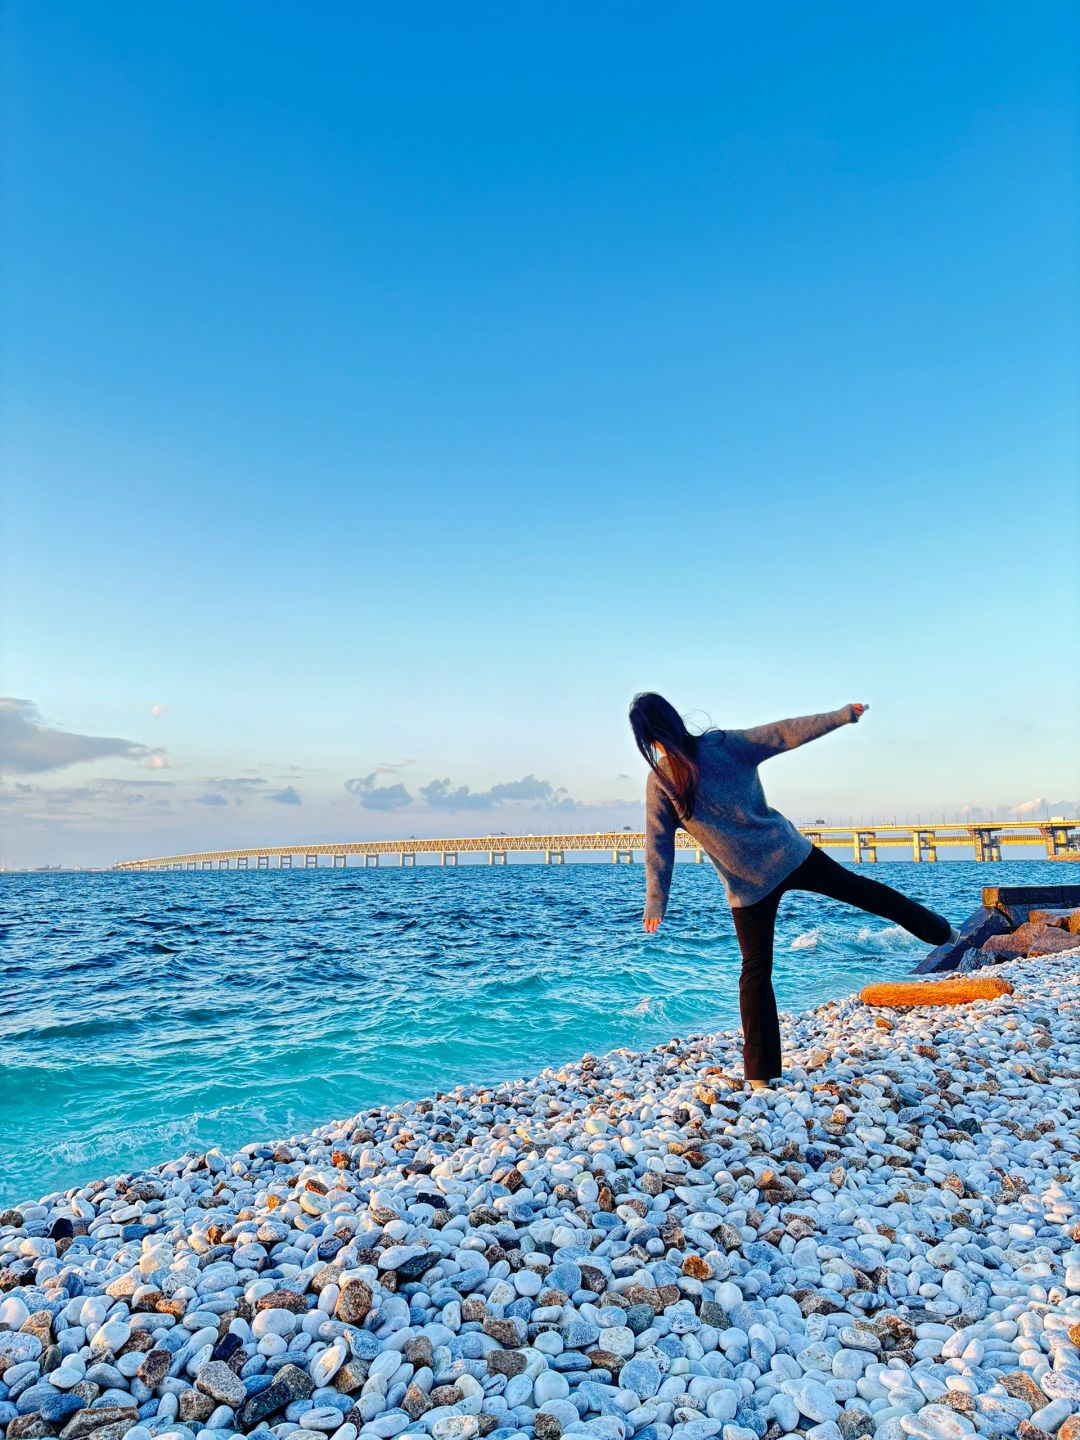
[[114, 820, 1079, 869]]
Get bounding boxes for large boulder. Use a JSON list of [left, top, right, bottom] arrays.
[[982, 933, 1027, 959], [1028, 927, 1077, 956], [983, 919, 1050, 959], [1025, 906, 1080, 934], [984, 933, 1025, 956], [1030, 908, 1075, 928], [912, 906, 1012, 974]]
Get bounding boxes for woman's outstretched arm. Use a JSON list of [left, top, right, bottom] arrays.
[[643, 771, 678, 931], [736, 704, 867, 762]]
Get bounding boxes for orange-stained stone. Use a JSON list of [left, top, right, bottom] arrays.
[[859, 976, 1013, 1008]]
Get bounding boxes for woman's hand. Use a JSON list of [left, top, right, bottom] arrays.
[[643, 916, 661, 933], [851, 703, 869, 721]]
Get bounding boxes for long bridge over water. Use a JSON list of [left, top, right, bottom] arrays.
[[115, 819, 1080, 870]]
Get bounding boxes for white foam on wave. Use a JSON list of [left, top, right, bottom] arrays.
[[790, 929, 820, 950], [856, 923, 913, 946], [790, 923, 914, 954], [56, 1115, 198, 1167], [53, 1099, 286, 1171]]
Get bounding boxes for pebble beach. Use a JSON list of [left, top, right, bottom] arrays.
[[2, 949, 1080, 1440]]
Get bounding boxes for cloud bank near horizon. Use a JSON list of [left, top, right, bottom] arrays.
[[1, 697, 1076, 866], [344, 771, 584, 814]]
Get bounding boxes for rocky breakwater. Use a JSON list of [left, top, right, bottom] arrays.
[[915, 886, 1080, 976], [2, 950, 1080, 1440]]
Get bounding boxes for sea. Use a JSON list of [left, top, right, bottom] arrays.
[[2, 858, 1075, 1206]]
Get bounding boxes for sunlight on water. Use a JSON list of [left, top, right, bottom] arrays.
[[3, 859, 1075, 1203]]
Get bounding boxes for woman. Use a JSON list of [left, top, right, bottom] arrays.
[[631, 692, 956, 1088]]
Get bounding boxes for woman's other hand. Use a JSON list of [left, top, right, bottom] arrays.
[[643, 916, 661, 933], [851, 703, 869, 720]]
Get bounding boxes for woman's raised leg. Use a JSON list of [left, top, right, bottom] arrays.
[[791, 846, 951, 944], [731, 886, 785, 1081]]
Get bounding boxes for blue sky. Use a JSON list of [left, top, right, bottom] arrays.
[[2, 3, 1077, 865]]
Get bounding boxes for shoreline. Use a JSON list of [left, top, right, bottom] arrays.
[[2, 952, 1080, 1440]]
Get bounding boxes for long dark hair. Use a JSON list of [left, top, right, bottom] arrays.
[[629, 692, 700, 820]]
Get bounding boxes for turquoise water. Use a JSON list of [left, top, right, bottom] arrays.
[[2, 859, 1075, 1205]]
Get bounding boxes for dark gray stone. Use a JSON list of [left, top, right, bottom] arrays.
[[59, 1407, 139, 1440], [958, 949, 991, 973], [912, 905, 1013, 974], [196, 1359, 246, 1407], [7, 1419, 53, 1440], [210, 1331, 243, 1364], [625, 1304, 655, 1335], [235, 1362, 313, 1428], [395, 1250, 439, 1281], [912, 943, 964, 974]]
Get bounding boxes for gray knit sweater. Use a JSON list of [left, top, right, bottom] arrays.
[[644, 707, 859, 916]]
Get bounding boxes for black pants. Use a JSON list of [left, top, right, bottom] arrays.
[[731, 847, 951, 1080]]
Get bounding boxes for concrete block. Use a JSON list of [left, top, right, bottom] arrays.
[[982, 885, 1080, 916]]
